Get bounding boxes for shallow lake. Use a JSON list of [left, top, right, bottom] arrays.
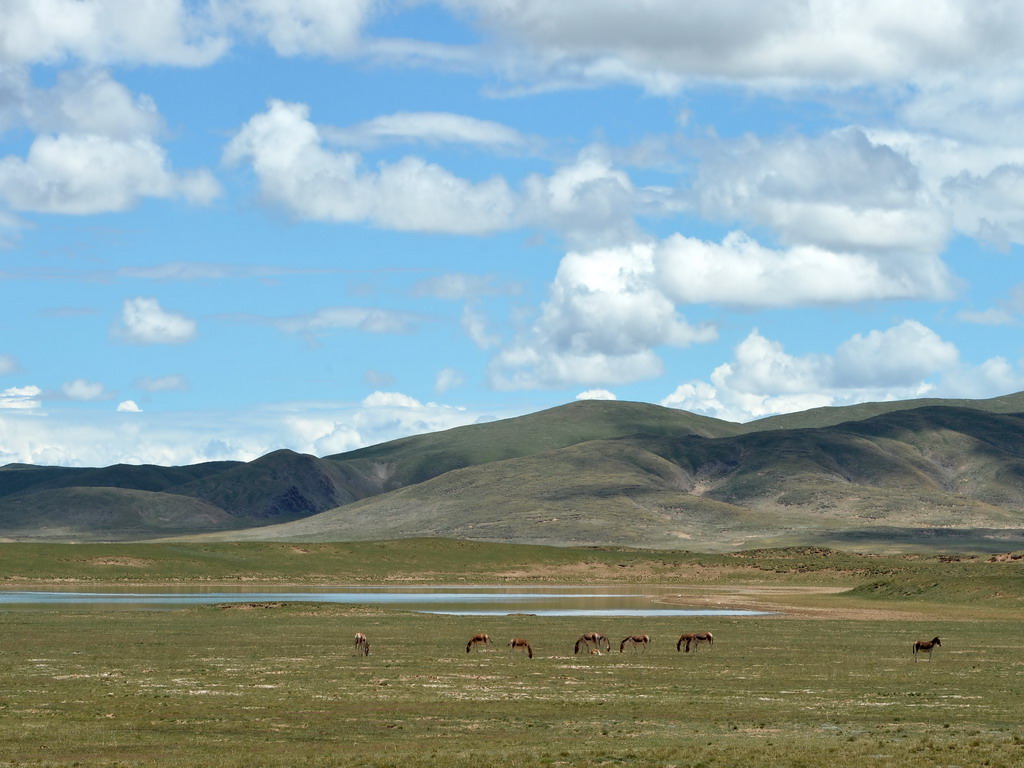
[[0, 585, 772, 617]]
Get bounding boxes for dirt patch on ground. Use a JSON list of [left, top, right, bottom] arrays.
[[86, 557, 152, 567]]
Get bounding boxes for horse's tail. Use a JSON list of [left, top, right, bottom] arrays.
[[676, 636, 683, 652], [466, 640, 472, 653], [619, 638, 626, 653], [526, 643, 533, 659], [574, 639, 581, 655]]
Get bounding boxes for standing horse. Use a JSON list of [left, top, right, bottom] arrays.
[[508, 638, 534, 659], [619, 634, 650, 653], [466, 633, 493, 653], [354, 632, 370, 656], [574, 632, 611, 654], [676, 632, 713, 652], [913, 636, 941, 661]]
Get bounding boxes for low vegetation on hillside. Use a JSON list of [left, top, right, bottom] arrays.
[[2, 394, 1024, 550]]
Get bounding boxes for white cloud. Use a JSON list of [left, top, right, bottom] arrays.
[[0, 0, 229, 66], [833, 321, 960, 388], [576, 388, 616, 400], [435, 367, 465, 394], [2, 68, 162, 139], [661, 322, 963, 422], [694, 129, 949, 255], [116, 400, 141, 412], [445, 1, 1024, 94], [62, 379, 106, 401], [0, 134, 219, 214], [224, 100, 518, 235], [488, 242, 716, 390], [0, 69, 220, 216], [117, 297, 197, 345], [326, 111, 527, 149], [654, 231, 952, 307], [216, 0, 376, 58], [938, 357, 1024, 399], [943, 164, 1024, 249], [0, 355, 16, 375], [361, 391, 423, 409], [0, 385, 42, 410], [225, 101, 662, 245]]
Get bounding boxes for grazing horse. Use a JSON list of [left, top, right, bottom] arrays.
[[466, 633, 493, 653], [619, 634, 650, 653], [354, 632, 370, 656], [913, 636, 941, 661], [508, 638, 534, 659], [574, 632, 611, 655], [676, 632, 713, 652]]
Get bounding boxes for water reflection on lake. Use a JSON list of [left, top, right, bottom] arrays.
[[0, 586, 772, 617]]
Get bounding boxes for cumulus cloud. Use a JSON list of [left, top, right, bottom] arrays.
[[0, 0, 229, 66], [2, 68, 162, 139], [62, 379, 106, 401], [225, 101, 664, 245], [0, 69, 220, 216], [224, 100, 518, 235], [522, 146, 654, 248], [653, 231, 952, 307], [943, 164, 1024, 250], [694, 129, 949, 255], [660, 321, 980, 422], [488, 243, 716, 389], [116, 400, 141, 412], [445, 1, 1024, 94], [576, 388, 616, 400], [215, 0, 376, 58], [0, 385, 42, 410], [0, 134, 219, 214], [117, 297, 197, 345]]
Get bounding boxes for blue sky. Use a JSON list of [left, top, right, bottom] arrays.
[[2, 1, 1024, 466]]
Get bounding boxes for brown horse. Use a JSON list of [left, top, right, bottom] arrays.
[[676, 632, 713, 652], [574, 632, 611, 654], [619, 634, 650, 653], [354, 632, 370, 656], [466, 633, 493, 653], [913, 636, 941, 661], [508, 638, 533, 659]]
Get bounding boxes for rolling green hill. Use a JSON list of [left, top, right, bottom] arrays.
[[3, 396, 1024, 550]]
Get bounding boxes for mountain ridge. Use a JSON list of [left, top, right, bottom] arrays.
[[3, 395, 1024, 550]]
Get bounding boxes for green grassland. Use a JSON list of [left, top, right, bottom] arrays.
[[1, 541, 1023, 766]]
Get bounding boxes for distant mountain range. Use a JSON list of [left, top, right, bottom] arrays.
[[4, 392, 1024, 552]]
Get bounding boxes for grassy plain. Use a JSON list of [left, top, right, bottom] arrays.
[[1, 541, 1022, 767]]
